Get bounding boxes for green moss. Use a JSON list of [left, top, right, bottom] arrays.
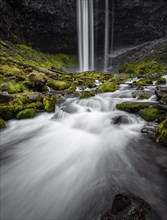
[[0, 81, 27, 94], [16, 108, 37, 119], [156, 77, 166, 85], [66, 84, 77, 92], [0, 40, 77, 72], [14, 92, 43, 104], [135, 79, 153, 85], [76, 71, 106, 80], [139, 108, 165, 122], [0, 64, 20, 75], [47, 79, 70, 90], [0, 104, 23, 120], [120, 61, 167, 76], [26, 101, 44, 110], [0, 117, 6, 129], [43, 96, 60, 112], [26, 71, 47, 91], [156, 119, 167, 146], [116, 103, 150, 113], [78, 91, 96, 99], [97, 82, 117, 93]]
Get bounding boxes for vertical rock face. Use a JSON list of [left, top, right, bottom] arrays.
[[0, 0, 77, 53], [0, 0, 167, 53], [114, 0, 167, 48]]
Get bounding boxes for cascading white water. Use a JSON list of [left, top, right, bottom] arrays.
[[77, 0, 94, 72], [1, 87, 167, 220]]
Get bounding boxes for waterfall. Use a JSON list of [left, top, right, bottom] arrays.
[[104, 0, 109, 72], [110, 0, 115, 67], [77, 0, 95, 72], [77, 0, 115, 72]]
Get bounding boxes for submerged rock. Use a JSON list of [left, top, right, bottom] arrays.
[[111, 115, 132, 125], [101, 194, 151, 220]]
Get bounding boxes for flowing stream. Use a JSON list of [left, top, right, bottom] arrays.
[[1, 85, 167, 220]]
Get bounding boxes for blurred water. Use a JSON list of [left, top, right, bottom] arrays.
[[1, 90, 167, 220]]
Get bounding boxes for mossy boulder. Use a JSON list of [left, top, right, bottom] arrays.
[[132, 91, 152, 100], [156, 119, 167, 146], [0, 81, 27, 94], [26, 101, 44, 110], [116, 103, 150, 113], [13, 92, 43, 105], [77, 90, 96, 99], [0, 104, 23, 120], [156, 77, 166, 85], [139, 108, 166, 122], [27, 72, 47, 91], [135, 79, 153, 85], [16, 108, 37, 119], [43, 96, 61, 112], [0, 117, 6, 129], [97, 82, 117, 93], [47, 79, 71, 90]]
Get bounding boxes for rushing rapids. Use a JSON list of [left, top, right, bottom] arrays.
[[1, 85, 167, 220]]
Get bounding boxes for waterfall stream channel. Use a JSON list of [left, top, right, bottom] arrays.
[[1, 82, 167, 220]]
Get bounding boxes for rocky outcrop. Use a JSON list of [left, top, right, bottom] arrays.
[[114, 0, 167, 48], [0, 0, 77, 53], [0, 0, 167, 54]]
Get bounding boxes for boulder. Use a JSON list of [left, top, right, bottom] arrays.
[[0, 92, 11, 103], [111, 115, 132, 125], [101, 194, 151, 220]]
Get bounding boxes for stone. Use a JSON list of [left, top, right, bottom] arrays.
[[0, 92, 11, 103], [111, 115, 132, 125], [101, 194, 151, 220]]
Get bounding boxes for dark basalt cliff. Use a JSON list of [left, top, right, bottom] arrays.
[[0, 0, 77, 53], [0, 0, 167, 54]]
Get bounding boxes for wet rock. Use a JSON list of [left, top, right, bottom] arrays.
[[141, 122, 158, 139], [111, 115, 132, 125], [155, 86, 167, 104], [101, 194, 151, 220], [132, 90, 153, 100], [0, 92, 11, 103], [116, 102, 150, 113]]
